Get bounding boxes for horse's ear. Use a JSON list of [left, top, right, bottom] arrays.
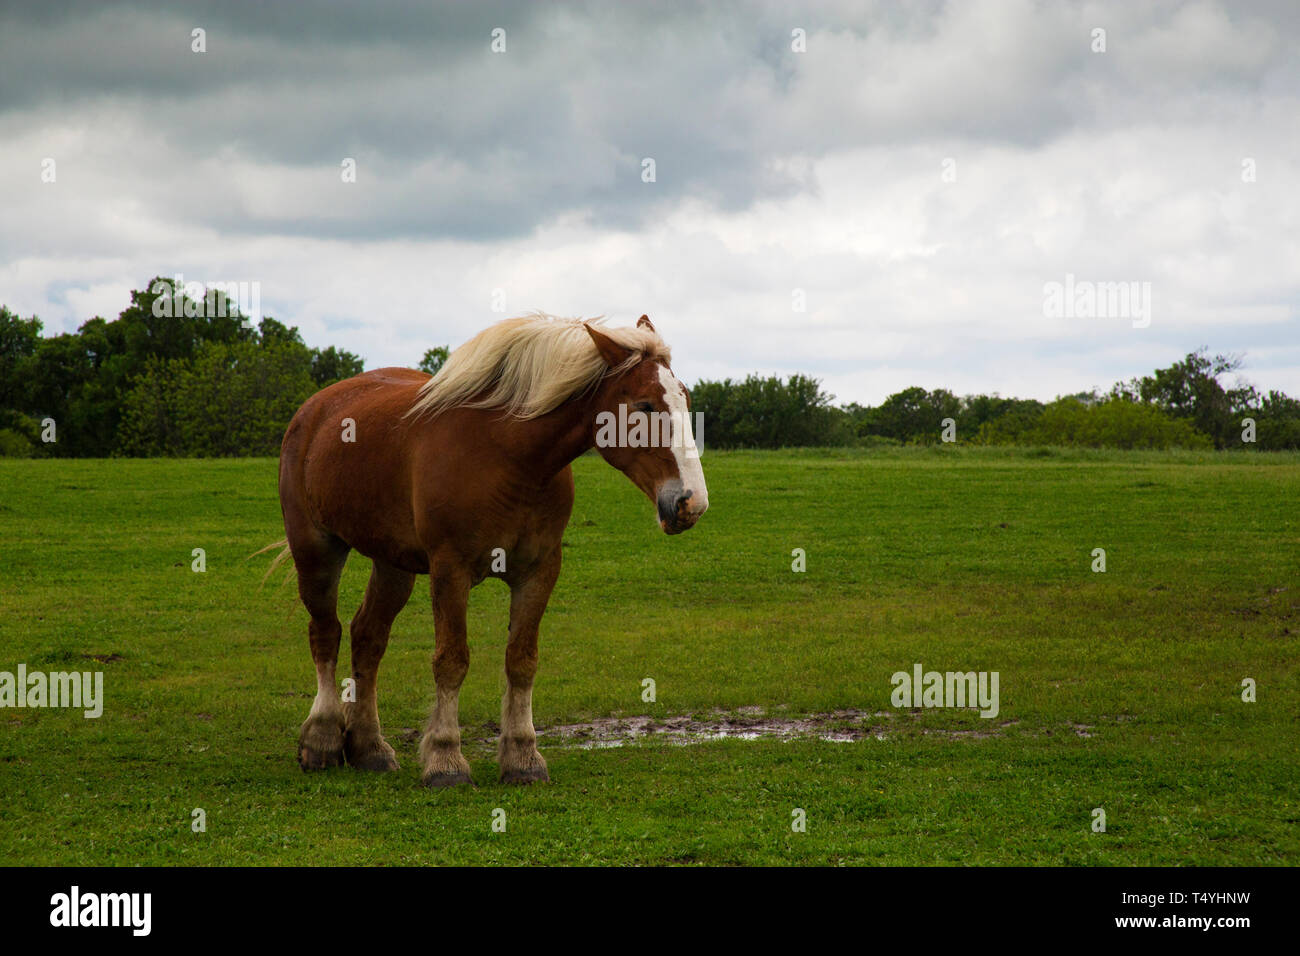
[[585, 323, 634, 367], [636, 314, 655, 332]]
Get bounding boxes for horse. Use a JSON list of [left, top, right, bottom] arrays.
[[268, 313, 708, 787]]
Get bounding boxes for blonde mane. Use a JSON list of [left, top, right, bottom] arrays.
[[408, 313, 671, 421]]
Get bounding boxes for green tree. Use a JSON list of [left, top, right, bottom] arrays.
[[860, 387, 961, 443], [255, 317, 303, 348], [118, 341, 319, 457], [960, 395, 1047, 445], [0, 307, 42, 408], [115, 356, 184, 457], [1114, 350, 1251, 448], [418, 346, 450, 376], [7, 278, 256, 455], [1029, 396, 1212, 450], [2, 279, 366, 457], [691, 374, 850, 449], [311, 345, 364, 386], [0, 308, 45, 456], [1248, 391, 1300, 451]]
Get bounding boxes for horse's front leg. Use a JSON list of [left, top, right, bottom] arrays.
[[500, 547, 561, 784], [420, 566, 475, 788]]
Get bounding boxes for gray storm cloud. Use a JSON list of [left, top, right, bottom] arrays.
[[1, 0, 1296, 402]]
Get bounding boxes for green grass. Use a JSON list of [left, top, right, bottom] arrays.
[[1, 446, 1297, 865]]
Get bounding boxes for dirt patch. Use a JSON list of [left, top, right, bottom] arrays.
[[533, 708, 1024, 748], [538, 708, 893, 747], [392, 710, 1094, 750]]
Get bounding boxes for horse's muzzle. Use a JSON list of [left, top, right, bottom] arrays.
[[657, 482, 706, 534]]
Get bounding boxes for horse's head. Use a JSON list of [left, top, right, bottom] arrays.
[[586, 316, 708, 534]]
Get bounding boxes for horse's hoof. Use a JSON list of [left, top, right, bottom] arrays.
[[298, 745, 344, 771], [299, 716, 345, 771], [422, 770, 475, 789], [347, 748, 400, 772], [345, 733, 400, 771], [500, 766, 550, 785]]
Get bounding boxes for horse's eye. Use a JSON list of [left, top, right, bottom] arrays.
[[633, 402, 654, 413]]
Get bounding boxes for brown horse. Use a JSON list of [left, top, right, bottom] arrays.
[[272, 313, 707, 787]]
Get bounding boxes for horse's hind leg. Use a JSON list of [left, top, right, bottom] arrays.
[[344, 559, 414, 771], [293, 532, 350, 770], [499, 547, 560, 784], [420, 564, 475, 788]]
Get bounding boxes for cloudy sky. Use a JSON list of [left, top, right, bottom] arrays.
[[2, 0, 1297, 405]]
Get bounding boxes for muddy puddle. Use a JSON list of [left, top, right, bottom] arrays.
[[537, 707, 1042, 748], [397, 709, 1090, 750], [538, 708, 889, 748]]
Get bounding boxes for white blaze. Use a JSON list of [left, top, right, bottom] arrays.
[[657, 365, 708, 514]]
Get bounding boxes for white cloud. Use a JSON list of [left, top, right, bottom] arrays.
[[0, 0, 1296, 404]]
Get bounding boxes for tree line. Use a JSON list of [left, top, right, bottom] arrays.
[[2, 280, 1297, 456], [694, 351, 1300, 451], [0, 278, 362, 457]]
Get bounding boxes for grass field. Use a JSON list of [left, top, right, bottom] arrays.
[[1, 446, 1297, 865]]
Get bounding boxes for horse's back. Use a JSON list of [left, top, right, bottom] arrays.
[[282, 367, 426, 461], [279, 368, 430, 564]]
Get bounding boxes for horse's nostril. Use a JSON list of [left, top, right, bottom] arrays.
[[676, 492, 692, 512]]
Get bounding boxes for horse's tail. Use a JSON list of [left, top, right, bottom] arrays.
[[250, 538, 295, 588]]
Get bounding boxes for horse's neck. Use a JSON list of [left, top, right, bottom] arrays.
[[493, 396, 596, 482]]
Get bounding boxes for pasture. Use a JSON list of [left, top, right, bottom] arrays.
[[1, 447, 1296, 865]]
